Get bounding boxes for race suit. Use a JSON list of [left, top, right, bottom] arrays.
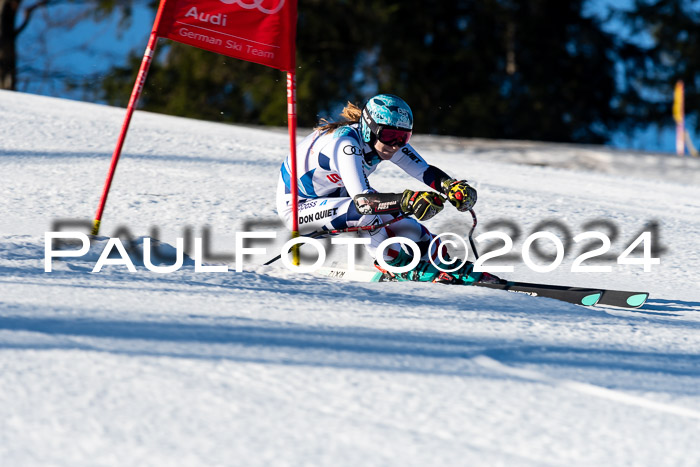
[[276, 123, 451, 262]]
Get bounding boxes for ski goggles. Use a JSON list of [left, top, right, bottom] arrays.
[[377, 127, 412, 146]]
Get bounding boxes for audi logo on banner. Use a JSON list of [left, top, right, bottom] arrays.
[[219, 0, 286, 14]]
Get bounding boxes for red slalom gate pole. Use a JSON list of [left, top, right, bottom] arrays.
[[287, 72, 300, 265], [91, 3, 167, 236]]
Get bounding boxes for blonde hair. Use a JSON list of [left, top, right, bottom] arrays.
[[314, 102, 362, 133]]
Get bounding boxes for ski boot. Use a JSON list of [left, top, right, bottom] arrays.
[[374, 250, 491, 285], [373, 250, 441, 282], [432, 254, 505, 285]]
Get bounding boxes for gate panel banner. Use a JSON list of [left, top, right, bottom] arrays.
[[157, 0, 297, 72]]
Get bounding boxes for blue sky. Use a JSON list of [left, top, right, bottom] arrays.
[[16, 3, 153, 98], [15, 1, 694, 154]]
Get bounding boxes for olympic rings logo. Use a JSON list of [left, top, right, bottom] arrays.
[[219, 0, 286, 15]]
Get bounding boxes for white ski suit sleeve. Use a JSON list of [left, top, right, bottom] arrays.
[[331, 136, 373, 197], [389, 143, 451, 191]]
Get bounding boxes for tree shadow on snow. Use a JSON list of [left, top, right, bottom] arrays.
[[0, 149, 273, 167], [0, 311, 698, 396]]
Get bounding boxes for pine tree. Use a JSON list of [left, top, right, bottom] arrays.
[[0, 0, 149, 91], [96, 0, 646, 144], [616, 0, 700, 133]]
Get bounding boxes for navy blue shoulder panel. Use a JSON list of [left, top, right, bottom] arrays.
[[318, 153, 332, 170]]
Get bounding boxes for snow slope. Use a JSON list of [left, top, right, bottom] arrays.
[[1, 90, 700, 466]]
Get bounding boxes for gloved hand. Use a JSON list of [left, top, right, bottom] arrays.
[[441, 179, 477, 212], [400, 190, 445, 221]]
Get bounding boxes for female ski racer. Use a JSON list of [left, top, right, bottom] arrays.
[[276, 93, 492, 284]]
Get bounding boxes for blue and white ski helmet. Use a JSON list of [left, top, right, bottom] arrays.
[[360, 94, 413, 144]]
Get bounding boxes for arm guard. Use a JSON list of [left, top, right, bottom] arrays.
[[352, 192, 403, 215], [422, 165, 452, 192]]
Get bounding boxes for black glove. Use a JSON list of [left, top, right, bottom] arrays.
[[441, 179, 477, 212], [400, 190, 445, 221]]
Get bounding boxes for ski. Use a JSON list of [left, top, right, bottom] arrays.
[[598, 289, 649, 309], [315, 266, 648, 309], [473, 281, 649, 308], [472, 280, 604, 307]]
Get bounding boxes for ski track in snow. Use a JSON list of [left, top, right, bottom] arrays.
[[472, 355, 700, 420], [1, 90, 700, 466]]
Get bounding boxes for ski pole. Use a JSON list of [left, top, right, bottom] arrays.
[[263, 214, 407, 266], [467, 209, 480, 260]]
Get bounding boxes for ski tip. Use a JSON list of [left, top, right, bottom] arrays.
[[581, 292, 602, 306], [626, 293, 649, 308]]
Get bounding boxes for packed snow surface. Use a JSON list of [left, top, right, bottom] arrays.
[[2, 90, 700, 466]]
